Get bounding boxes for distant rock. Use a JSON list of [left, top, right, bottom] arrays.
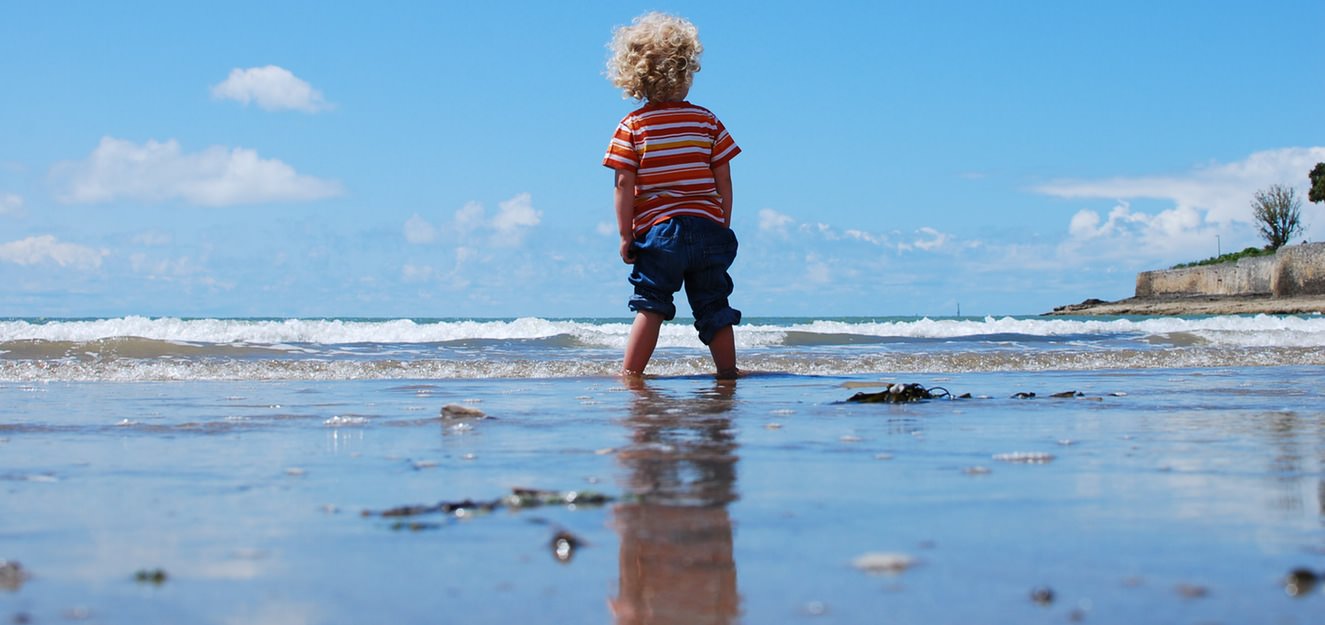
[[1044, 294, 1325, 316]]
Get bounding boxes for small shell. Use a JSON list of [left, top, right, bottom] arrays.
[[851, 552, 916, 575], [993, 452, 1055, 464]]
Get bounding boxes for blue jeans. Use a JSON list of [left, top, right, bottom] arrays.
[[628, 216, 742, 345]]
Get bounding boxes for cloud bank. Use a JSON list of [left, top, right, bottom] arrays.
[[211, 65, 331, 113], [0, 235, 106, 269], [403, 193, 543, 248], [756, 207, 958, 254], [398, 193, 544, 289], [53, 137, 343, 206], [1035, 147, 1325, 224], [1039, 146, 1325, 261]]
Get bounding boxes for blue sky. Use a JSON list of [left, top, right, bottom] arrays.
[[2, 1, 1323, 318]]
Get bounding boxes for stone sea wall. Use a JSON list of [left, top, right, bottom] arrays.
[[1136, 242, 1325, 298]]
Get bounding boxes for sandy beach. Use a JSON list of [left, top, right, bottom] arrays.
[[4, 369, 1325, 624]]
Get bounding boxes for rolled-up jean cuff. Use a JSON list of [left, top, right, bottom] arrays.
[[695, 307, 742, 345], [628, 297, 677, 321]]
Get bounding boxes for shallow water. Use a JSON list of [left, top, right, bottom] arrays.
[[2, 367, 1323, 624]]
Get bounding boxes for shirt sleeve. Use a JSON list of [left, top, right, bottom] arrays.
[[710, 116, 741, 167], [602, 118, 639, 170]]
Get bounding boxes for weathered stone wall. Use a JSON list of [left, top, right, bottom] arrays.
[[1135, 242, 1325, 298], [1272, 243, 1325, 297]]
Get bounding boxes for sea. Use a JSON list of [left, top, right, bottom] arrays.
[[3, 313, 1325, 381], [2, 314, 1324, 624]]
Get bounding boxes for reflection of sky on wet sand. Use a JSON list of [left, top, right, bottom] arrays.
[[0, 369, 1323, 623]]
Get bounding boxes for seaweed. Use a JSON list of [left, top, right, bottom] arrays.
[[364, 487, 615, 520], [844, 383, 951, 403]]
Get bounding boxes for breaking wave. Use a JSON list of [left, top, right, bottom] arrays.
[[1, 315, 1322, 381]]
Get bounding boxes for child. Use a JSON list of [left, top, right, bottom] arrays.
[[603, 12, 742, 380]]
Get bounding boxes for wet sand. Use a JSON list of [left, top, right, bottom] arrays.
[[2, 370, 1324, 624], [1045, 295, 1325, 316]]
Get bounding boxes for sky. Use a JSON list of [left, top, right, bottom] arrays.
[[2, 1, 1323, 319]]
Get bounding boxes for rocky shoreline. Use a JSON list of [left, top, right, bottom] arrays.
[[1044, 295, 1325, 316]]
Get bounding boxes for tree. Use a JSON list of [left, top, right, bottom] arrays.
[[1310, 162, 1325, 204], [1251, 184, 1302, 249]]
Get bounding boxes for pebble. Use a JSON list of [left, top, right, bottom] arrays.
[[550, 530, 584, 563], [1284, 568, 1318, 597], [133, 568, 168, 585], [1175, 583, 1208, 598], [442, 404, 485, 419], [1029, 586, 1055, 605], [0, 560, 27, 591]]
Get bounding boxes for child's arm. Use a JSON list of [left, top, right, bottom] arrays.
[[713, 162, 733, 227], [614, 168, 638, 263]]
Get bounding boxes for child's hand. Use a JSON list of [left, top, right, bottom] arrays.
[[619, 237, 637, 264]]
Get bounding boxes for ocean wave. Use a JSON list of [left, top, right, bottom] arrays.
[[4, 315, 1325, 350]]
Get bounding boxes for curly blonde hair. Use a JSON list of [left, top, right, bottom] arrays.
[[606, 12, 703, 102]]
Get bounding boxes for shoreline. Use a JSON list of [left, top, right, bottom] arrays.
[[1044, 294, 1325, 316]]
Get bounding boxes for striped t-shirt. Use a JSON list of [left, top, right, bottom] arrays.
[[603, 101, 741, 236]]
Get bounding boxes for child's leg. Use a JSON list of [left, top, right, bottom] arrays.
[[707, 324, 738, 379], [623, 311, 665, 375]]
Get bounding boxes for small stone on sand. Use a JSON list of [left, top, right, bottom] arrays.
[[442, 404, 485, 419]]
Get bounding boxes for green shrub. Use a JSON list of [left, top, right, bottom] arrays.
[[1171, 246, 1274, 269]]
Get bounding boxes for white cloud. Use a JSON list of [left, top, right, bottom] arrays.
[[403, 214, 437, 244], [596, 221, 616, 237], [1036, 146, 1325, 225], [1, 193, 23, 216], [211, 65, 331, 113], [766, 209, 963, 255], [53, 137, 343, 206], [439, 194, 542, 248], [843, 228, 887, 246], [0, 235, 106, 269], [129, 252, 204, 279], [1056, 200, 1225, 265], [758, 208, 794, 236], [492, 192, 541, 239], [803, 253, 832, 284], [454, 201, 486, 234], [909, 227, 950, 251]]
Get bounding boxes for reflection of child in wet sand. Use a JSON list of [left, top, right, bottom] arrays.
[[603, 12, 742, 380], [612, 378, 739, 625]]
